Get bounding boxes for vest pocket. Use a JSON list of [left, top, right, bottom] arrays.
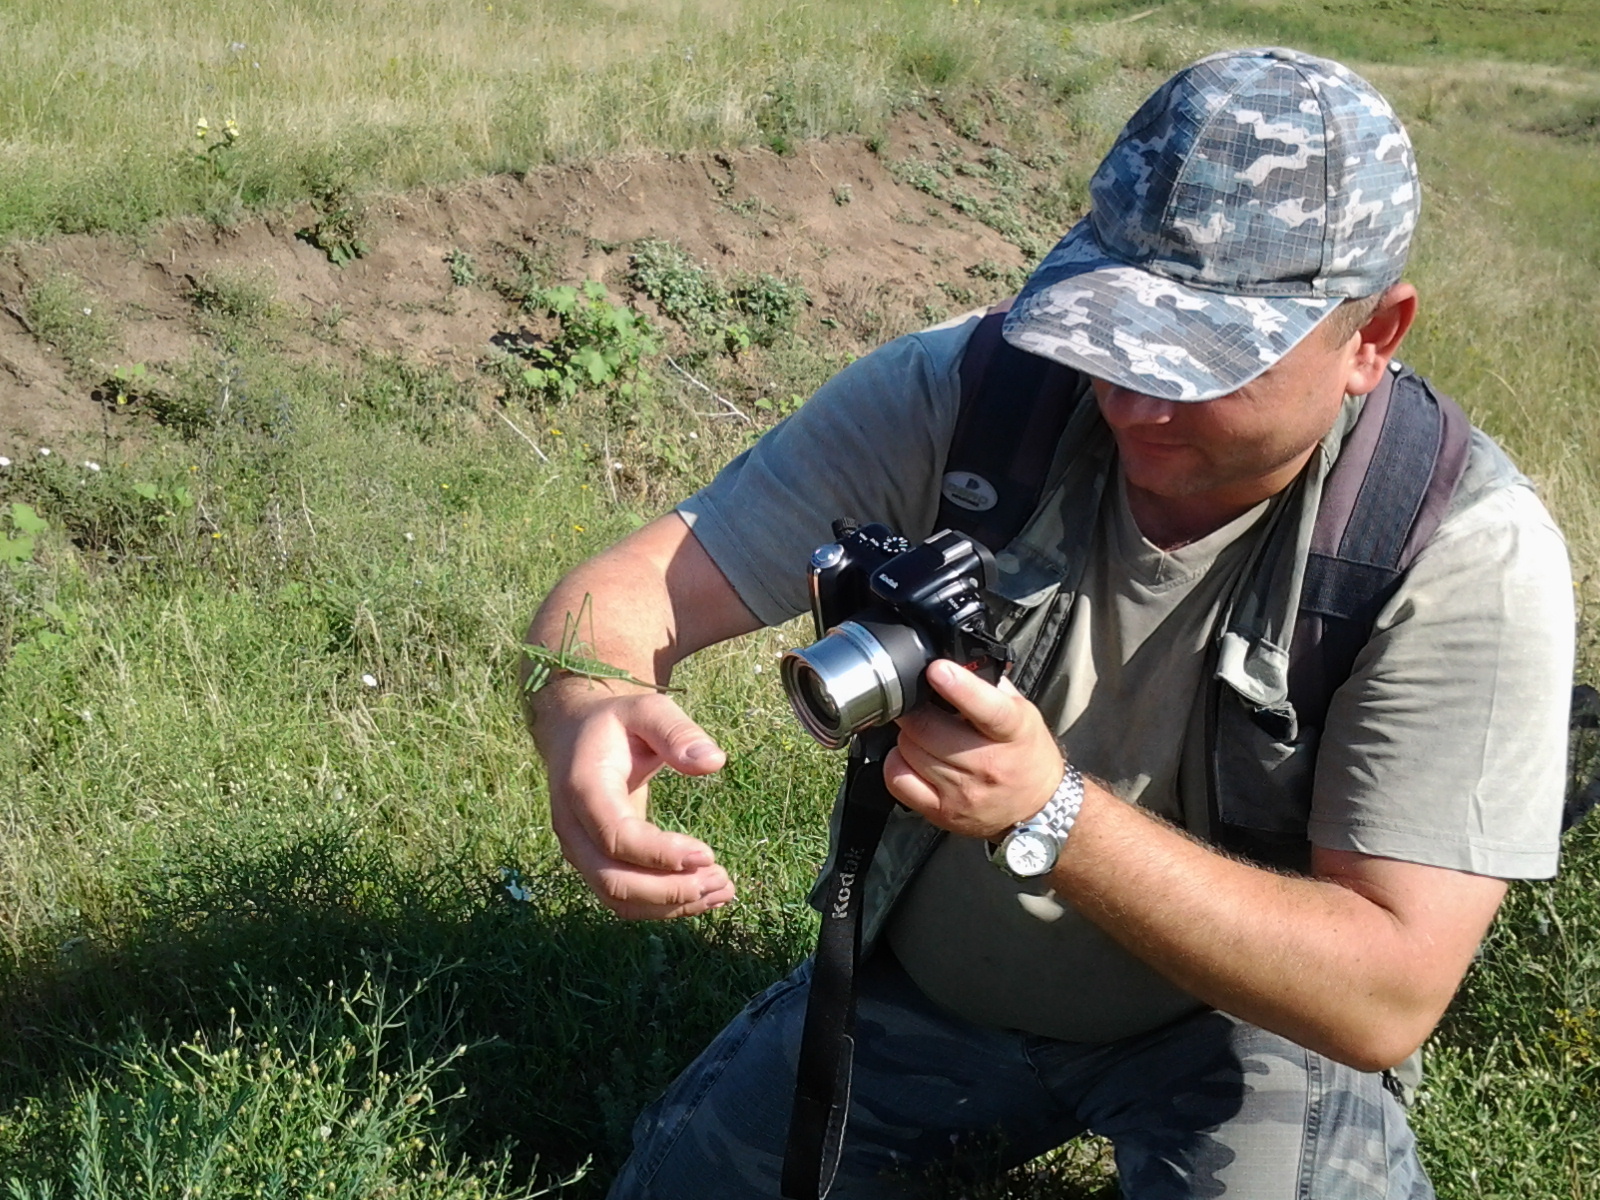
[[1211, 691, 1318, 871]]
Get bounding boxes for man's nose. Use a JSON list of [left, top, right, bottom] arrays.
[[1098, 384, 1176, 427]]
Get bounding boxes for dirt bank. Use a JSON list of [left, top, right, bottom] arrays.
[[0, 100, 1072, 457]]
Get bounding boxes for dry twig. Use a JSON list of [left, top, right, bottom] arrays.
[[496, 409, 552, 462], [666, 356, 750, 422]]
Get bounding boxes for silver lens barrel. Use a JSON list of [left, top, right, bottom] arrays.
[[780, 621, 905, 749]]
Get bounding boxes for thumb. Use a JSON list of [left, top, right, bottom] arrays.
[[925, 658, 1025, 741], [631, 698, 726, 778], [672, 732, 726, 776]]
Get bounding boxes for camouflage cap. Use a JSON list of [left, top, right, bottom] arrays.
[[1003, 47, 1418, 401]]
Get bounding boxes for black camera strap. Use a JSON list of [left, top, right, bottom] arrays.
[[781, 724, 899, 1200]]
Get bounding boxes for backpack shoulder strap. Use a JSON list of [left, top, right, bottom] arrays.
[[1212, 363, 1473, 871], [935, 300, 1088, 552], [1287, 362, 1473, 730]]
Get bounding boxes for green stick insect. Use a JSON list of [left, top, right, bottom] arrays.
[[521, 593, 681, 694]]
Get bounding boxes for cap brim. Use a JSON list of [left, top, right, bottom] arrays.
[[1001, 220, 1340, 402]]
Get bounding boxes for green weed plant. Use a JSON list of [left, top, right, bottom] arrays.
[[511, 282, 660, 409], [296, 183, 370, 267], [447, 250, 480, 289], [0, 504, 48, 568], [628, 240, 808, 351], [0, 970, 583, 1200], [626, 240, 730, 334]]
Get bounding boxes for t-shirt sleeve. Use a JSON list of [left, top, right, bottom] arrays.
[[676, 321, 971, 625], [1308, 482, 1575, 878]]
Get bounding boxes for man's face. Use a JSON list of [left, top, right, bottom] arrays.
[[1091, 320, 1361, 516]]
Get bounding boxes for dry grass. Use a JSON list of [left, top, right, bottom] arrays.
[[0, 0, 1091, 238]]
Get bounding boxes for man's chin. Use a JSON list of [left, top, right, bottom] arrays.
[[1116, 450, 1213, 501]]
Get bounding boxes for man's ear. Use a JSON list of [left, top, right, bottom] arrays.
[[1343, 283, 1418, 396]]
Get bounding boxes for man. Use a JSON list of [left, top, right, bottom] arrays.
[[524, 48, 1573, 1198]]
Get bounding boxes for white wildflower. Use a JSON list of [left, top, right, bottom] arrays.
[[499, 867, 533, 903], [361, 673, 378, 688]]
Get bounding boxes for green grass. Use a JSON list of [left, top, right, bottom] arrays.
[[0, 333, 838, 1193], [20, 275, 119, 381], [3, 2, 1600, 1197]]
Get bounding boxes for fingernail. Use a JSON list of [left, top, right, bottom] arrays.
[[707, 898, 732, 911], [683, 740, 719, 765], [684, 849, 713, 868]]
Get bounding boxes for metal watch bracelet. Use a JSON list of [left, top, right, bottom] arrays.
[[1027, 759, 1084, 843]]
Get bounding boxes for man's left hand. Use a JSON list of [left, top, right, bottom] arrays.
[[885, 659, 1065, 840]]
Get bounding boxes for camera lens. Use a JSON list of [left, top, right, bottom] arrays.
[[780, 620, 922, 749], [798, 670, 840, 723]]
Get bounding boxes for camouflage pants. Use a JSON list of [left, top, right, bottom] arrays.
[[609, 949, 1433, 1199]]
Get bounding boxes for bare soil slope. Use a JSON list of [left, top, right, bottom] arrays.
[[0, 104, 1062, 457]]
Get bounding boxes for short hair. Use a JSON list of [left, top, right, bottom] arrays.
[[1320, 293, 1386, 347]]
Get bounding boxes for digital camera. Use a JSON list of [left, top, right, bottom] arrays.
[[779, 520, 1014, 749]]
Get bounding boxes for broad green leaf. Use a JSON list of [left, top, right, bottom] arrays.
[[572, 346, 613, 385], [540, 286, 578, 316], [0, 536, 34, 564], [9, 503, 47, 537]]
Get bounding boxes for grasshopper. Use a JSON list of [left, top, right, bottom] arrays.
[[522, 593, 680, 694]]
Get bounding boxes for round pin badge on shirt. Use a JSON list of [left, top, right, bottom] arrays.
[[940, 471, 999, 512]]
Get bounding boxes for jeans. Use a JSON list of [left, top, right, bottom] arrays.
[[609, 949, 1433, 1199]]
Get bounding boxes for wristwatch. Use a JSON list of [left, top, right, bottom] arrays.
[[990, 760, 1084, 879]]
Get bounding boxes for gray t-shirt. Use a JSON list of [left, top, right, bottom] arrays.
[[889, 479, 1271, 1040], [678, 317, 1574, 1040]]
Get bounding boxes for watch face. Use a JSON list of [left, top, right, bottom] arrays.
[[1003, 829, 1057, 878]]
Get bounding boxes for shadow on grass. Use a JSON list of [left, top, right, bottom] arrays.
[[0, 823, 805, 1196]]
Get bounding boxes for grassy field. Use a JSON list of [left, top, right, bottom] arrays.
[[2, 1, 1599, 1197]]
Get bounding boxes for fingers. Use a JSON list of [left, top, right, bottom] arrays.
[[884, 738, 1020, 841], [561, 695, 720, 866], [645, 707, 728, 780], [556, 790, 737, 919], [561, 825, 736, 920], [544, 692, 736, 919], [888, 660, 1063, 839], [881, 744, 946, 822]]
